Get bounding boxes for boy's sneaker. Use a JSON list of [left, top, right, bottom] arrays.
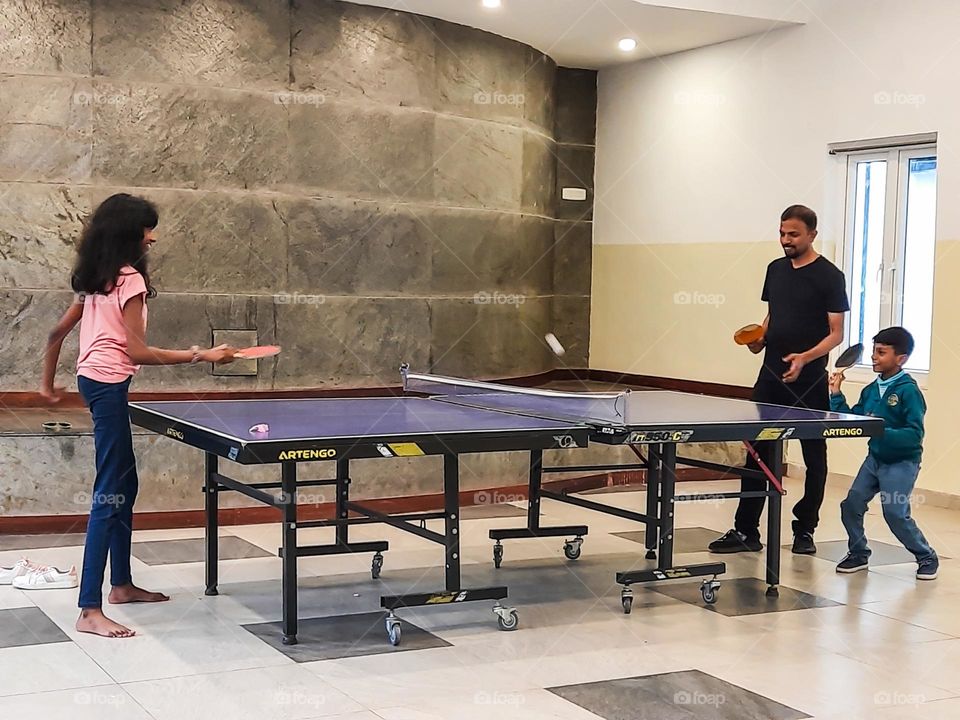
[[792, 532, 817, 555], [0, 558, 40, 585], [917, 555, 939, 581], [836, 554, 869, 574], [12, 565, 78, 590], [708, 529, 763, 553]]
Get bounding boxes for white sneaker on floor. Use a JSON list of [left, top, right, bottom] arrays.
[[0, 558, 41, 585], [12, 565, 78, 590]]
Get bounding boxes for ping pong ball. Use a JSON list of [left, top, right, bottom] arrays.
[[545, 333, 566, 356]]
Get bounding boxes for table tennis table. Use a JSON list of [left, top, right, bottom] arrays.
[[128, 366, 882, 645]]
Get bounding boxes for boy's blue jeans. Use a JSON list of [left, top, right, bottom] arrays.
[[840, 455, 935, 561], [77, 375, 138, 608]]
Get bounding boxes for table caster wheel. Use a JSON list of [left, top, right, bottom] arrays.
[[371, 552, 384, 580], [621, 587, 634, 615], [765, 585, 779, 598], [385, 614, 401, 646], [563, 536, 583, 560], [493, 541, 504, 569], [700, 578, 720, 605], [493, 603, 519, 631], [388, 624, 401, 646], [645, 550, 656, 560]]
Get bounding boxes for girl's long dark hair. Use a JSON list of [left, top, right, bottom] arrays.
[[71, 193, 158, 297]]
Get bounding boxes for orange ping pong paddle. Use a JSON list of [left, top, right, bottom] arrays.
[[234, 345, 281, 359], [733, 323, 765, 346]]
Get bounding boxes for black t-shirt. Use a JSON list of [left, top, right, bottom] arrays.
[[760, 256, 849, 385]]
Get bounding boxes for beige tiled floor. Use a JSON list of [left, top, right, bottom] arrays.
[[1, 472, 957, 719]]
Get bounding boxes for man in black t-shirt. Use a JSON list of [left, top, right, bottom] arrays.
[[710, 205, 850, 555]]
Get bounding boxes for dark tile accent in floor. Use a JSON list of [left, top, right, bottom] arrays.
[[243, 611, 450, 662], [785, 539, 948, 565], [0, 533, 87, 551], [461, 503, 527, 519], [0, 607, 70, 649], [549, 669, 809, 720], [132, 536, 272, 566], [652, 577, 841, 616], [612, 527, 721, 554]]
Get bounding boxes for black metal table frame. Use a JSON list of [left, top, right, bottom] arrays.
[[203, 452, 516, 646], [194, 429, 589, 646], [489, 440, 786, 611]]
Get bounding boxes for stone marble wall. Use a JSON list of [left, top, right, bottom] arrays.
[[0, 0, 598, 515], [0, 0, 597, 392]]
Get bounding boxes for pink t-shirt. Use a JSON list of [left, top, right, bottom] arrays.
[[76, 266, 149, 383]]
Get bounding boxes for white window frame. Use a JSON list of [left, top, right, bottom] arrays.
[[835, 143, 936, 385]]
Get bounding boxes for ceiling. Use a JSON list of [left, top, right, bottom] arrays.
[[345, 0, 807, 69]]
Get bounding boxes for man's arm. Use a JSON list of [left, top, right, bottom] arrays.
[[804, 311, 845, 363], [747, 313, 769, 354], [782, 312, 844, 382]]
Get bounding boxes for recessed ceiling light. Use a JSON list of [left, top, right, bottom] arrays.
[[618, 38, 638, 52], [482, 0, 502, 8]]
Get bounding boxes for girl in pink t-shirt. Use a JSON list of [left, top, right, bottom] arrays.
[[40, 193, 236, 639]]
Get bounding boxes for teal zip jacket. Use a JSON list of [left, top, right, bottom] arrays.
[[830, 373, 925, 464]]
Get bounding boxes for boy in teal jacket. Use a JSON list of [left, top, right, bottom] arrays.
[[830, 326, 938, 579]]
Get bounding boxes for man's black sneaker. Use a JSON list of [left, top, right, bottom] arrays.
[[917, 554, 939, 580], [836, 554, 869, 573], [708, 529, 762, 553], [792, 532, 817, 555]]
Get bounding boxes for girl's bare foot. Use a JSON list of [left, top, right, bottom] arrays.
[[108, 583, 170, 604], [76, 608, 136, 638]]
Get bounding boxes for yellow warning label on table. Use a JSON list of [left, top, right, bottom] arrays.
[[387, 443, 426, 457]]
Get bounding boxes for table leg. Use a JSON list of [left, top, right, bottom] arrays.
[[336, 457, 349, 547], [204, 452, 219, 596], [657, 444, 677, 571], [645, 444, 661, 560], [281, 461, 299, 644], [765, 441, 784, 596], [444, 452, 461, 590]]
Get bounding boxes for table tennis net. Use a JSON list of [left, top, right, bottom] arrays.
[[401, 368, 631, 426]]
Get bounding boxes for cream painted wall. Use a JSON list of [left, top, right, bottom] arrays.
[[593, 0, 960, 492], [592, 242, 769, 385]]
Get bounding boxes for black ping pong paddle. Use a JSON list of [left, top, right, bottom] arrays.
[[832, 342, 864, 375]]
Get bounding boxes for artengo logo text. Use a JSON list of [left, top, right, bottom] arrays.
[[823, 427, 864, 438], [278, 448, 338, 460], [166, 428, 184, 440]]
